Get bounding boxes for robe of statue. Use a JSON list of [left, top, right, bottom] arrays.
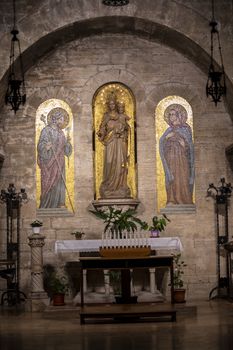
[[98, 111, 131, 199], [159, 124, 194, 205], [37, 125, 72, 208]]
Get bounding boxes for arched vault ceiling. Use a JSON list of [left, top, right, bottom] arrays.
[[1, 16, 233, 118]]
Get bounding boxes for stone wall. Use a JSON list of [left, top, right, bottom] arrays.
[[0, 1, 233, 301]]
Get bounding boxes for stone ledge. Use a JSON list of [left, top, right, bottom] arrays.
[[91, 198, 140, 211], [37, 208, 74, 217], [161, 204, 196, 214]]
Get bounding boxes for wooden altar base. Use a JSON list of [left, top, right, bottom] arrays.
[[80, 303, 176, 324]]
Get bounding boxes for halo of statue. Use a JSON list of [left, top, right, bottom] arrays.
[[164, 103, 188, 126], [47, 107, 70, 129]]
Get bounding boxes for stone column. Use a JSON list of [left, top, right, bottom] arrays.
[[149, 268, 156, 294], [28, 233, 49, 311], [104, 269, 110, 296], [83, 269, 87, 293], [130, 269, 134, 293]]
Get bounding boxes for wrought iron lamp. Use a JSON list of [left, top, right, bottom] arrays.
[[206, 0, 226, 106], [207, 178, 232, 300], [102, 0, 129, 6], [0, 183, 28, 206], [5, 0, 26, 113], [0, 184, 28, 305]]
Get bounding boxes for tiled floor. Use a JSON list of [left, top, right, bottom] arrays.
[[0, 300, 233, 350]]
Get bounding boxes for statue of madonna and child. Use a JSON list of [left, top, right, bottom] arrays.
[[97, 95, 132, 200]]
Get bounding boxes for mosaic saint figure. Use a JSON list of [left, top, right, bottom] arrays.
[[97, 96, 131, 198], [37, 107, 72, 208], [159, 104, 194, 205]]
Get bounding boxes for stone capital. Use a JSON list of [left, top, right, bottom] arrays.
[[28, 234, 45, 248]]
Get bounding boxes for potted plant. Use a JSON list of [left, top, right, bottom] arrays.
[[30, 220, 43, 234], [49, 272, 69, 306], [172, 253, 187, 303], [148, 214, 170, 237], [71, 231, 85, 240], [90, 206, 148, 238]]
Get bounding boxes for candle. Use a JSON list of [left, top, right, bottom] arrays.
[[125, 232, 128, 247]]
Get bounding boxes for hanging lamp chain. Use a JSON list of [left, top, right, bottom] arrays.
[[206, 0, 226, 106], [5, 0, 26, 113]]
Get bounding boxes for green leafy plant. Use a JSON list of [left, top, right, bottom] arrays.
[[173, 253, 187, 289], [71, 231, 85, 239], [148, 214, 170, 232], [30, 220, 43, 227], [49, 272, 69, 295], [110, 270, 121, 295], [90, 206, 148, 238]]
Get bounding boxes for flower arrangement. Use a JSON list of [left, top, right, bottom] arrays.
[[70, 231, 85, 239], [30, 220, 43, 233], [30, 220, 43, 227], [147, 214, 170, 237], [148, 214, 170, 232]]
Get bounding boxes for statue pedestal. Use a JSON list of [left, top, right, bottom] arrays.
[[160, 204, 195, 214], [91, 198, 140, 211]]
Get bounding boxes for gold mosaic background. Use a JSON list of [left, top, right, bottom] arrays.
[[36, 99, 75, 212], [155, 95, 194, 211], [93, 83, 137, 199]]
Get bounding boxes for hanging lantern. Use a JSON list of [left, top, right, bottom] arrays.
[[5, 0, 26, 113], [102, 0, 129, 6], [206, 1, 226, 106]]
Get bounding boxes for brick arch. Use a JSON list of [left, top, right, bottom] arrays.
[[81, 68, 146, 107], [24, 86, 82, 120], [0, 16, 232, 118], [144, 82, 205, 126]]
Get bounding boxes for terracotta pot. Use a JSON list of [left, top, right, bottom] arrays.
[[53, 293, 65, 306], [173, 289, 186, 303]]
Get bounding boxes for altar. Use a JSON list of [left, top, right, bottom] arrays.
[[55, 237, 183, 254], [55, 237, 183, 305], [79, 255, 176, 323]]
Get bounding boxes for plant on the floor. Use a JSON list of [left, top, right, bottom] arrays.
[[90, 206, 148, 238], [172, 253, 187, 303], [173, 253, 187, 288], [49, 269, 69, 306], [109, 270, 121, 295]]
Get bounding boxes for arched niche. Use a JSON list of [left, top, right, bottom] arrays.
[[36, 98, 75, 213], [155, 96, 195, 212]]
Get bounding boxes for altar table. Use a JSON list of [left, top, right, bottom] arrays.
[[79, 255, 176, 324], [55, 237, 183, 254], [55, 237, 183, 298]]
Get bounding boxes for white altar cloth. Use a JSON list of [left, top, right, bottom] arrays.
[[55, 237, 183, 254]]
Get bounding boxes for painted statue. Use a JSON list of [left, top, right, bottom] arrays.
[[37, 107, 72, 208], [159, 104, 194, 205], [97, 96, 131, 199]]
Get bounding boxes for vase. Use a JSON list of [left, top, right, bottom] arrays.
[[53, 293, 65, 306], [173, 289, 186, 303], [32, 227, 41, 234], [150, 230, 160, 238]]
